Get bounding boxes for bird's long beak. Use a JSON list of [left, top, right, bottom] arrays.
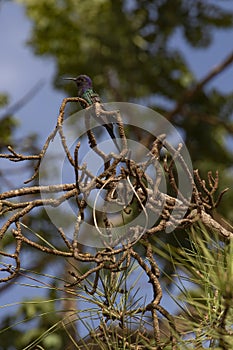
[[63, 77, 76, 81]]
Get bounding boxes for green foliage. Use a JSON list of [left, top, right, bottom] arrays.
[[0, 115, 18, 147], [0, 257, 155, 349], [0, 93, 18, 148], [153, 223, 233, 348], [16, 0, 232, 100], [0, 94, 9, 107], [0, 294, 66, 349]]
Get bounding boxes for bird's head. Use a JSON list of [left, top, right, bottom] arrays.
[[64, 74, 93, 95]]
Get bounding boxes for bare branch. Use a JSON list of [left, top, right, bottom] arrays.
[[0, 80, 45, 119], [0, 94, 232, 347], [166, 50, 233, 120]]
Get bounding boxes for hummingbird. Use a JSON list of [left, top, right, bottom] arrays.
[[64, 74, 121, 152]]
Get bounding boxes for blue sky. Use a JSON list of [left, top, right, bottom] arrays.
[[0, 1, 64, 140]]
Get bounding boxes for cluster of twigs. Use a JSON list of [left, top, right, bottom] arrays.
[[0, 98, 232, 348]]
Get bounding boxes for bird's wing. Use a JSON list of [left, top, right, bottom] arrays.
[[91, 103, 121, 152]]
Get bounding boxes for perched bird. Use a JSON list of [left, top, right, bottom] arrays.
[[64, 74, 120, 152]]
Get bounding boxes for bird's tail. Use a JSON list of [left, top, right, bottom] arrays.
[[104, 123, 121, 153]]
